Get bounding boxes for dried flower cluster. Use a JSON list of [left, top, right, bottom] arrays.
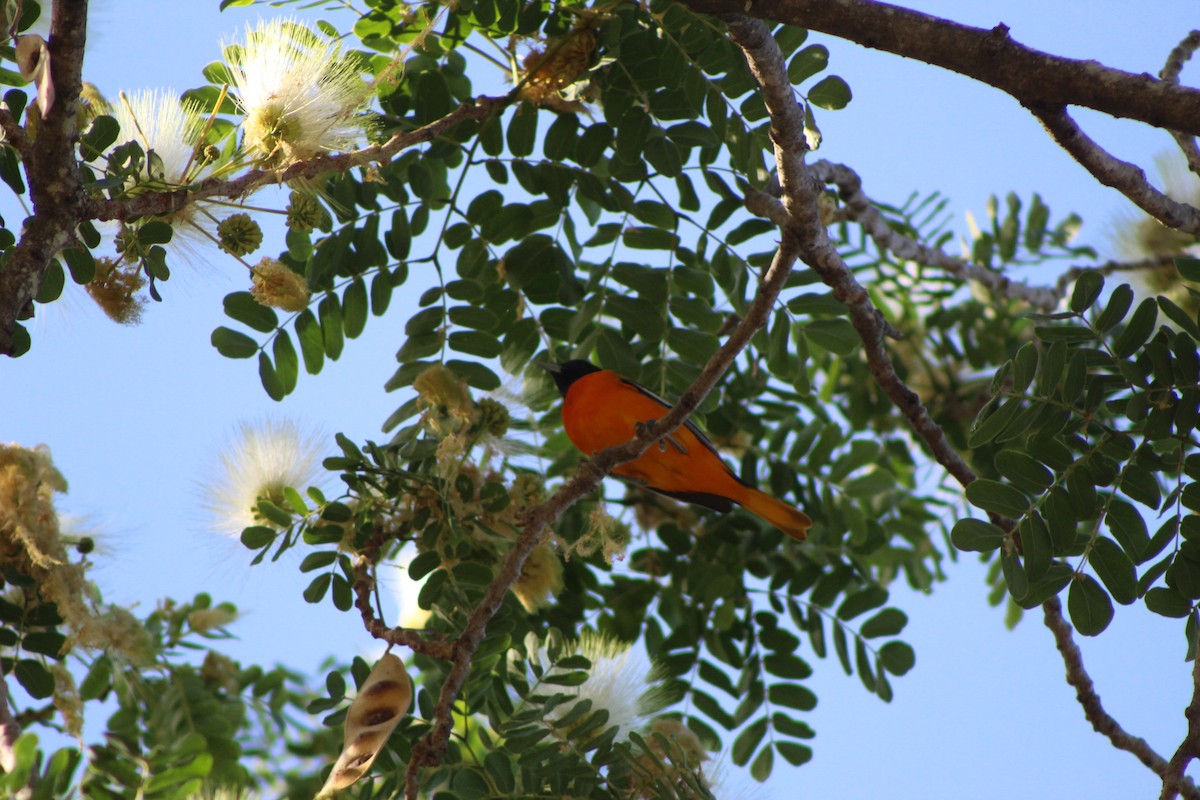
[[518, 25, 598, 112], [86, 257, 147, 325], [250, 257, 310, 311]]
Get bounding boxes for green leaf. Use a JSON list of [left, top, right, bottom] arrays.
[[802, 318, 858, 355], [80, 114, 120, 161], [1145, 586, 1192, 618], [667, 328, 718, 362], [787, 44, 829, 84], [303, 573, 333, 604], [343, 277, 368, 339], [1089, 536, 1137, 605], [1094, 282, 1134, 332], [1177, 256, 1200, 282], [1067, 574, 1114, 636], [240, 526, 275, 549], [320, 294, 345, 361], [1070, 270, 1104, 313], [965, 479, 1028, 517], [211, 327, 258, 359], [750, 743, 774, 782], [950, 518, 1005, 552], [731, 717, 768, 766], [1105, 499, 1149, 565], [995, 450, 1052, 493], [1001, 551, 1028, 601], [836, 585, 887, 621], [448, 330, 502, 358], [15, 659, 54, 699], [258, 352, 285, 401], [767, 684, 817, 711], [859, 608, 907, 639], [967, 397, 1022, 447], [776, 741, 813, 766], [878, 641, 915, 675], [295, 309, 325, 374], [1113, 297, 1158, 358], [1020, 512, 1053, 581], [806, 75, 852, 110], [272, 331, 299, 395]]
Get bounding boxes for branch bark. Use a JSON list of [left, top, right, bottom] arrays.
[[1042, 597, 1200, 800], [1161, 626, 1200, 800], [1160, 30, 1200, 177], [685, 0, 1200, 136], [1033, 106, 1200, 235], [0, 0, 90, 356], [723, 12, 981, 494]]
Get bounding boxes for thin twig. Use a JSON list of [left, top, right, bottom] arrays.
[[1054, 256, 1178, 299], [1042, 597, 1200, 800], [350, 521, 454, 660], [0, 105, 29, 156], [83, 93, 516, 223], [747, 164, 1064, 311], [1160, 31, 1200, 178], [1033, 106, 1200, 236], [1160, 625, 1200, 800]]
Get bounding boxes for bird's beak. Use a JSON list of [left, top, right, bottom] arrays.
[[535, 360, 561, 374]]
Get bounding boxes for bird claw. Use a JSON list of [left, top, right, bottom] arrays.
[[635, 419, 688, 455]]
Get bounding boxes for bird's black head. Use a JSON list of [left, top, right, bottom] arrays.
[[539, 359, 600, 397]]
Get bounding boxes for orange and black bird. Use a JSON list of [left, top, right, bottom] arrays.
[[541, 360, 811, 541]]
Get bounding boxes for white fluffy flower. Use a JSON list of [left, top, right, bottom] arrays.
[[224, 18, 372, 165], [203, 418, 325, 537], [108, 88, 223, 253], [544, 633, 663, 741], [111, 88, 210, 187]]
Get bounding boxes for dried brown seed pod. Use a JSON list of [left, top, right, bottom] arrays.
[[318, 651, 413, 795]]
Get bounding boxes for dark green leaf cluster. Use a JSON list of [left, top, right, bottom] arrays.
[[955, 264, 1200, 641]]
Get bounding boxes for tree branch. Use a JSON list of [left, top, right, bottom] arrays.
[[0, 106, 30, 157], [1032, 106, 1200, 235], [1161, 626, 1200, 800], [1041, 597, 1200, 800], [0, 0, 89, 356], [747, 163, 1064, 311], [685, 0, 1200, 137], [1160, 30, 1200, 177], [723, 12, 980, 494], [82, 93, 516, 223]]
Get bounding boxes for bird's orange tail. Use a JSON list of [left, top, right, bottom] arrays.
[[738, 488, 811, 541]]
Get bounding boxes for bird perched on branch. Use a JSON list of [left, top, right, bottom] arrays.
[[541, 360, 810, 541]]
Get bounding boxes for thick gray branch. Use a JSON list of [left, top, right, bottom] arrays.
[[686, 0, 1200, 136]]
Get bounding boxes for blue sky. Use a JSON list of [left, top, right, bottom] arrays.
[[4, 1, 1198, 797]]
